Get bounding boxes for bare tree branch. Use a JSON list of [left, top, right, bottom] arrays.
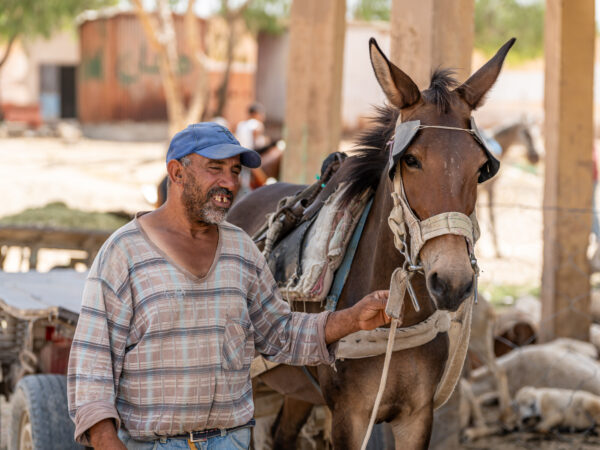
[[0, 33, 18, 69], [214, 0, 252, 117], [184, 0, 209, 123], [132, 0, 185, 135]]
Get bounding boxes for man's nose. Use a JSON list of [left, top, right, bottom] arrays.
[[219, 171, 239, 192]]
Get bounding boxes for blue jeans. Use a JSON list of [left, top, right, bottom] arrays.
[[118, 427, 251, 450]]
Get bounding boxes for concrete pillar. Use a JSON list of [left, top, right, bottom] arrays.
[[541, 0, 595, 342], [390, 0, 474, 88], [281, 0, 345, 184]]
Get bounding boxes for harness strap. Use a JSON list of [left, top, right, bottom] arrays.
[[324, 197, 374, 312]]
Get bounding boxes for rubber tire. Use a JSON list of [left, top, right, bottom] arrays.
[[9, 374, 84, 450]]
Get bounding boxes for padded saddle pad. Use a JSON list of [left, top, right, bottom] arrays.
[[266, 216, 317, 286]]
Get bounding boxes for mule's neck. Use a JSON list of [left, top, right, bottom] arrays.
[[339, 172, 436, 326]]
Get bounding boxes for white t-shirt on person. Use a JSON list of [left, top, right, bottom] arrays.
[[235, 118, 266, 150]]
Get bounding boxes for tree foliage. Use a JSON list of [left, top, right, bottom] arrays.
[[242, 0, 291, 35], [474, 0, 544, 61], [352, 0, 390, 22], [0, 0, 116, 42]]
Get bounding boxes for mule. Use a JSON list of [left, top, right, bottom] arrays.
[[227, 38, 515, 449]]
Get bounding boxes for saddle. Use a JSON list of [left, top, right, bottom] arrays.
[[252, 152, 372, 307], [253, 152, 346, 285]]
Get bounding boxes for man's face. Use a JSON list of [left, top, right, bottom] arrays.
[[180, 154, 241, 225]]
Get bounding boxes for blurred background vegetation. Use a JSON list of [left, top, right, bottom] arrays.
[[243, 0, 546, 64]]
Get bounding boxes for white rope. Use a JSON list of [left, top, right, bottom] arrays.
[[360, 318, 399, 450]]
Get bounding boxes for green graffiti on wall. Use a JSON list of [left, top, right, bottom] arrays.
[[115, 44, 193, 86], [177, 55, 191, 76], [82, 50, 103, 80]]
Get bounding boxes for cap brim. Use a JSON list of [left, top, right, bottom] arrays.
[[194, 143, 262, 168]]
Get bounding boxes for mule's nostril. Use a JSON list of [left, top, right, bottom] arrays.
[[429, 272, 448, 298], [461, 278, 474, 299]]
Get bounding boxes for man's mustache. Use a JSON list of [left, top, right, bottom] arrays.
[[206, 187, 234, 202]]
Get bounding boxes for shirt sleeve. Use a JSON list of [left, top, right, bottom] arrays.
[[67, 271, 132, 445], [248, 257, 335, 366]]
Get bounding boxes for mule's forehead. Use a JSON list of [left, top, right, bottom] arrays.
[[389, 116, 500, 183]]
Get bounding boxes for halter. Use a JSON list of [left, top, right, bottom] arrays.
[[384, 120, 488, 316], [361, 122, 486, 450]]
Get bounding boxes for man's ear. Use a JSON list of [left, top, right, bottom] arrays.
[[167, 159, 184, 185]]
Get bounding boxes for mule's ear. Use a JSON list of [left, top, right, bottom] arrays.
[[369, 37, 421, 109], [456, 38, 516, 110]]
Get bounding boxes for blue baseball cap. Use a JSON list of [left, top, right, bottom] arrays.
[[166, 122, 261, 168]]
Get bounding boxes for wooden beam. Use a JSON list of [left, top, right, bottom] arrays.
[[390, 0, 474, 88], [281, 0, 345, 184], [541, 0, 595, 341]]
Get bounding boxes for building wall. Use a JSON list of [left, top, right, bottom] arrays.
[[0, 30, 79, 107], [78, 12, 255, 128], [341, 21, 390, 130], [255, 22, 391, 130]]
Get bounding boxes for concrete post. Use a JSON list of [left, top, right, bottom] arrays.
[[541, 0, 595, 342], [281, 0, 346, 184], [390, 0, 474, 88]]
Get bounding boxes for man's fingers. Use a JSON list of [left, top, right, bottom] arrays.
[[368, 290, 389, 305]]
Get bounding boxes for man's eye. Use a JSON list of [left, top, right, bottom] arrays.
[[403, 154, 421, 169]]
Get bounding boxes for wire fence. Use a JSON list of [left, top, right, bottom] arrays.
[[451, 161, 600, 450]]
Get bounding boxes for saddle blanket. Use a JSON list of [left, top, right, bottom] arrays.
[[276, 184, 371, 304]]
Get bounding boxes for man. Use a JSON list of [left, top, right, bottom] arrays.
[[234, 102, 267, 151], [235, 103, 269, 195], [68, 122, 390, 449]]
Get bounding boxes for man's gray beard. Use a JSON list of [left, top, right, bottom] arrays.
[[181, 178, 229, 225], [198, 204, 227, 224]]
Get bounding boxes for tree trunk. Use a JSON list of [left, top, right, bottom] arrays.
[[0, 34, 18, 121], [0, 34, 17, 69], [214, 0, 250, 119], [184, 0, 209, 124], [214, 18, 236, 118], [133, 0, 186, 137]]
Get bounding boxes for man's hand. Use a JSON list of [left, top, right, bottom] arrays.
[[325, 290, 390, 344], [88, 419, 126, 450]]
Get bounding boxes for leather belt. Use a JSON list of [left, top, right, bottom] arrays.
[[172, 418, 256, 443]]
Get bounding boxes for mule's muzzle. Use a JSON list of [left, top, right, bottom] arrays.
[[427, 270, 474, 311]]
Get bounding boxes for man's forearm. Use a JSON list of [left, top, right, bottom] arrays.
[[88, 419, 126, 450], [324, 308, 359, 344], [324, 290, 390, 344]]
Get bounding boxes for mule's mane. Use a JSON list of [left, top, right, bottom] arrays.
[[422, 69, 459, 114], [339, 69, 460, 205]]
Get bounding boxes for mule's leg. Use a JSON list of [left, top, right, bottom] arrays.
[[271, 396, 314, 450], [390, 406, 434, 450], [329, 409, 370, 450]]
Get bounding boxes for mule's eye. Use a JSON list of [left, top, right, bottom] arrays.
[[403, 154, 421, 169]]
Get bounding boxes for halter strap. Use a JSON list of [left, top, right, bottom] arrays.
[[385, 164, 480, 316], [416, 124, 478, 134]]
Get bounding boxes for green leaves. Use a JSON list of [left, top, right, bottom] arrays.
[[474, 0, 544, 62], [0, 0, 117, 43]]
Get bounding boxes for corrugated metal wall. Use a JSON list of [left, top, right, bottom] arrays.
[[78, 12, 254, 127]]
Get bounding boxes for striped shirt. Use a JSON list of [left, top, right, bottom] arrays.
[[67, 217, 334, 444]]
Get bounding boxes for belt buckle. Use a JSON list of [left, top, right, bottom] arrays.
[[189, 431, 206, 443]]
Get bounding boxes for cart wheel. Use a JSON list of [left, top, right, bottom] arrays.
[[9, 375, 83, 450]]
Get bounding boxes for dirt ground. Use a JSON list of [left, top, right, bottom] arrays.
[[0, 134, 594, 449]]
